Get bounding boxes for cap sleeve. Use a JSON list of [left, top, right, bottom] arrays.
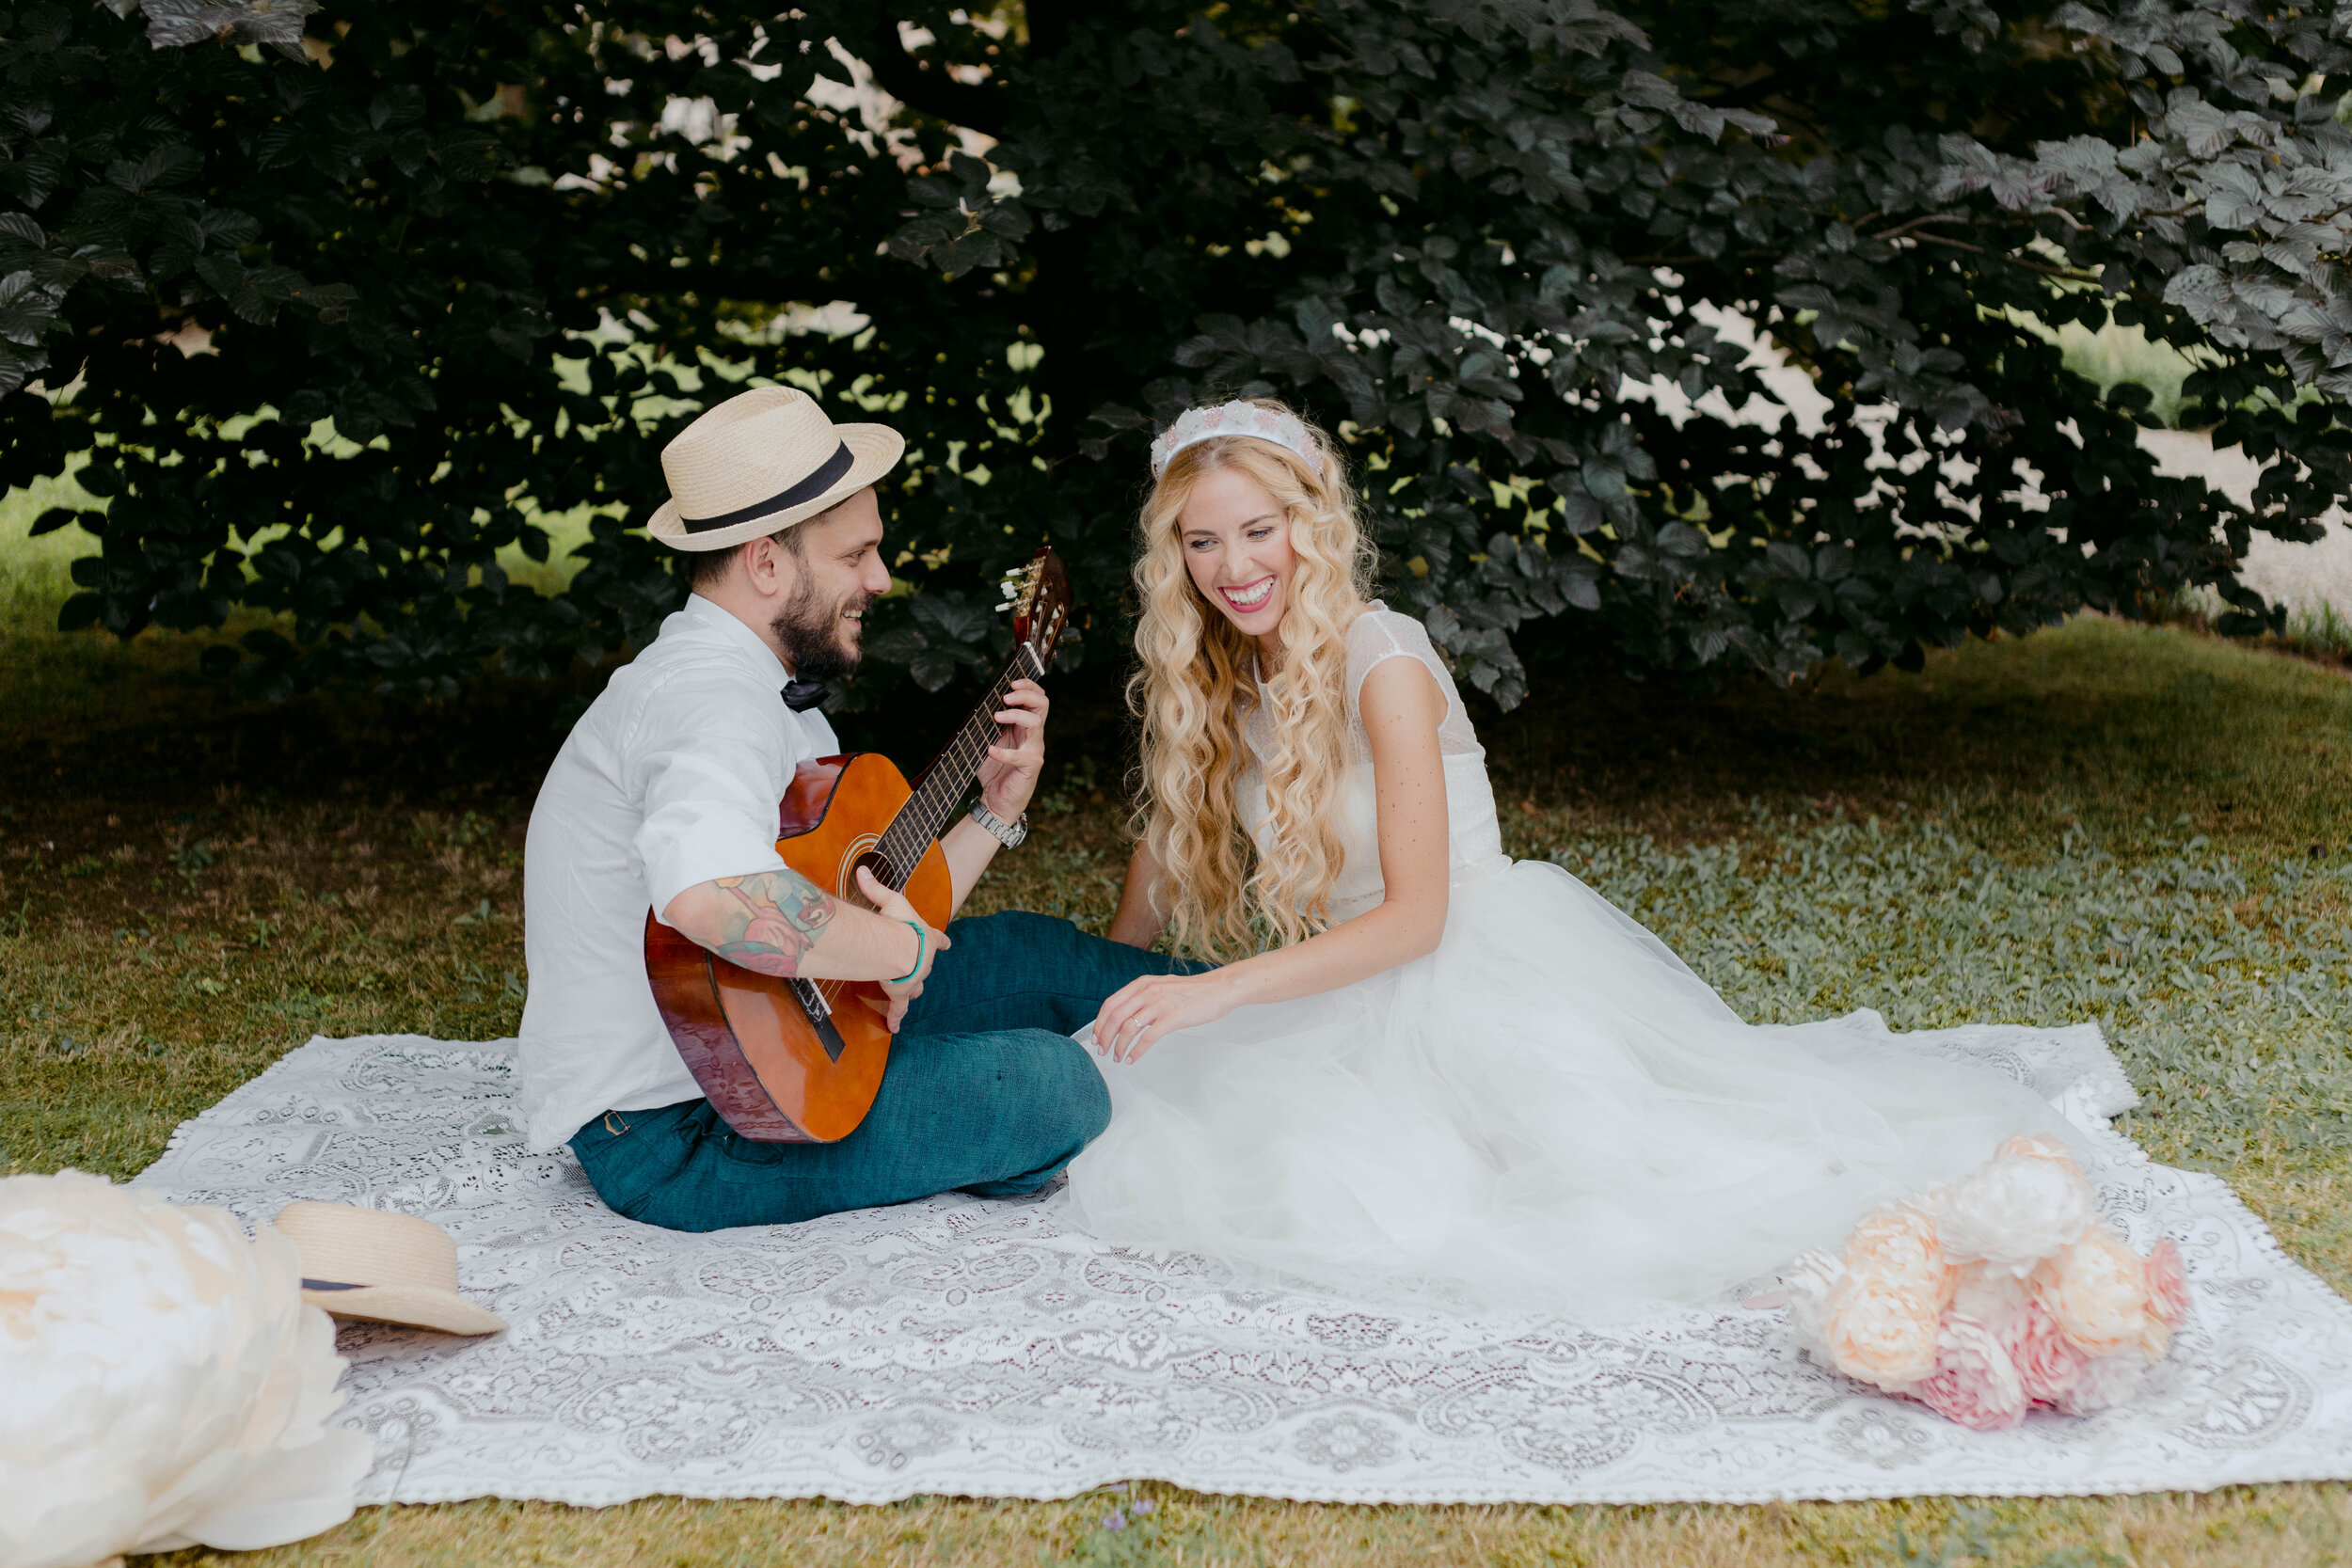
[[1343, 607, 1483, 760], [1346, 607, 1451, 708]]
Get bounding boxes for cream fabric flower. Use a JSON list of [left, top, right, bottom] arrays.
[[2031, 1224, 2152, 1360], [1921, 1146, 2092, 1277], [0, 1171, 373, 1568], [1843, 1203, 1949, 1302], [1994, 1132, 2083, 1179], [1822, 1271, 1944, 1392]]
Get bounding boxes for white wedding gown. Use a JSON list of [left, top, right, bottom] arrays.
[[1063, 607, 2097, 1320]]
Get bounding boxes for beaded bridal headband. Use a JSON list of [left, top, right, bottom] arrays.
[[1149, 401, 1327, 479]]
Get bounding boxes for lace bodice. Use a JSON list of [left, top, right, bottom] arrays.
[[1239, 606, 1510, 922]]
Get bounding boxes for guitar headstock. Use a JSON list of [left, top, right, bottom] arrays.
[[998, 548, 1072, 675]]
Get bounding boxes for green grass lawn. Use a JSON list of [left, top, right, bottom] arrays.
[[7, 515, 2352, 1562]]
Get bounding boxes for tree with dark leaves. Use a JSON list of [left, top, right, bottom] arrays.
[[4, 0, 2347, 706]]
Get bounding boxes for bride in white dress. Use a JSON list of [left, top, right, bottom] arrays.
[[1061, 399, 2092, 1320]]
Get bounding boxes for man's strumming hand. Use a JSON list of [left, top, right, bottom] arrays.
[[856, 864, 949, 1033]]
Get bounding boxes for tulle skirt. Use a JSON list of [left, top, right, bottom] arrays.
[[1063, 861, 2092, 1320]]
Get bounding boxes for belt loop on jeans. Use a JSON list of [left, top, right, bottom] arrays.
[[602, 1110, 632, 1136]]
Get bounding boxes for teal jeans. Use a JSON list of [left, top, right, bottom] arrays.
[[568, 912, 1204, 1232]]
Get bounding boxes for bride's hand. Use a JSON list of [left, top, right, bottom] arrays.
[[1089, 971, 1237, 1064]]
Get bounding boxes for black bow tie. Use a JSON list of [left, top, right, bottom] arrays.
[[781, 678, 830, 713]]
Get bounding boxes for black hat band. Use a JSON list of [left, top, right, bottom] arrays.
[[679, 441, 855, 532]]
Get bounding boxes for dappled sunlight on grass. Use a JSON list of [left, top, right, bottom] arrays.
[[1488, 616, 2352, 865], [0, 460, 599, 640], [1, 463, 102, 622]]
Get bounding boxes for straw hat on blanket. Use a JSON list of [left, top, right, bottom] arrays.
[[273, 1202, 505, 1336], [647, 385, 905, 552]]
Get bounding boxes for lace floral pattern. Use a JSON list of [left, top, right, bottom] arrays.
[[133, 1031, 2352, 1507]]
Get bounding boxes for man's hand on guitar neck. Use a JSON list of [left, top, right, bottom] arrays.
[[660, 863, 947, 1032], [939, 677, 1050, 912], [974, 677, 1049, 823]]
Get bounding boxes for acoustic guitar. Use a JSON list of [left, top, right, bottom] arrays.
[[643, 549, 1072, 1144]]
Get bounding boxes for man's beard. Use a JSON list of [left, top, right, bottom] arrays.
[[771, 576, 870, 683]]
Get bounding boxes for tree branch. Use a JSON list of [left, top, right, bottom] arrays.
[[2028, 204, 2094, 233], [1905, 231, 2096, 279], [1864, 211, 1972, 241]]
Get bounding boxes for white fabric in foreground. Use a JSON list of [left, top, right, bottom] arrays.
[[135, 1031, 2352, 1507]]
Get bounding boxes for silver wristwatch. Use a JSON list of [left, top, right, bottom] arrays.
[[969, 801, 1028, 849]]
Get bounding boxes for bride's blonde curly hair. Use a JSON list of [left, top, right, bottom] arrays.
[[1129, 400, 1375, 960]]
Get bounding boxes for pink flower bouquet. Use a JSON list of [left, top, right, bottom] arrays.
[[1783, 1134, 2189, 1431]]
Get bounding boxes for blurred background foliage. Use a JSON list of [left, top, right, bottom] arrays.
[[2, 0, 2349, 708]]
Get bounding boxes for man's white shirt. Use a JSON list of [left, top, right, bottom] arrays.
[[518, 593, 838, 1151]]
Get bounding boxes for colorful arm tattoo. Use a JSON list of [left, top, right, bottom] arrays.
[[704, 869, 837, 976]]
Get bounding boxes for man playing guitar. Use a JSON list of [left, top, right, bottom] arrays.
[[517, 386, 1197, 1231]]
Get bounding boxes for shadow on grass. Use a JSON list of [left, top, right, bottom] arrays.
[[12, 611, 2352, 858], [1486, 617, 2352, 859]]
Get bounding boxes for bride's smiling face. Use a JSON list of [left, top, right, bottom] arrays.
[[1179, 465, 1295, 645]]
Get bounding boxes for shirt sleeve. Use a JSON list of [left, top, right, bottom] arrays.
[[628, 667, 793, 919]]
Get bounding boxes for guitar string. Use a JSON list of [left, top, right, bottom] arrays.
[[877, 579, 1055, 869], [873, 595, 1059, 877], [873, 657, 1025, 883], [868, 610, 1064, 888]]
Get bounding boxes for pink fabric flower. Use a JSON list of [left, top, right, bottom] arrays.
[[2002, 1296, 2090, 1406], [2144, 1236, 2190, 1329], [2031, 1225, 2150, 1359], [1799, 1135, 2180, 1430], [1822, 1272, 1944, 1392], [1909, 1315, 2029, 1432]]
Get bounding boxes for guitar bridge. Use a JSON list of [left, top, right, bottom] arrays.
[[789, 978, 850, 1064]]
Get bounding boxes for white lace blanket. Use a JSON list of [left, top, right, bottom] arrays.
[[133, 1029, 2352, 1506]]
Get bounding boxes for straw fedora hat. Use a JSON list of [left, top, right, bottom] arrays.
[[647, 386, 905, 552], [273, 1201, 507, 1336]]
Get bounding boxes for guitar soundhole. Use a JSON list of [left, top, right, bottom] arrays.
[[851, 849, 898, 895]]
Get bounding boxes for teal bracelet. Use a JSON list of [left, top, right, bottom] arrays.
[[886, 920, 928, 985]]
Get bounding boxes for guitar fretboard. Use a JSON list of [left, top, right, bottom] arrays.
[[870, 642, 1043, 890]]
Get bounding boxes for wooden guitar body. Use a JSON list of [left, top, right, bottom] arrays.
[[642, 546, 1069, 1146], [643, 752, 953, 1144]]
